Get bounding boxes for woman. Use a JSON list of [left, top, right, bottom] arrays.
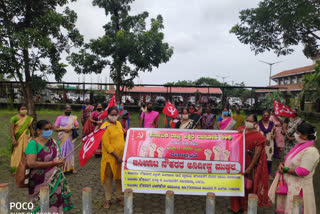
[[283, 108, 303, 156], [175, 108, 191, 129], [139, 103, 159, 128], [119, 104, 130, 134], [202, 106, 215, 129], [269, 109, 284, 158], [258, 110, 276, 180], [53, 105, 79, 173], [217, 107, 236, 130], [91, 103, 104, 156], [81, 99, 94, 135], [10, 104, 34, 172], [25, 120, 73, 213], [232, 107, 245, 130], [268, 122, 319, 214], [230, 114, 270, 213], [100, 107, 125, 209]]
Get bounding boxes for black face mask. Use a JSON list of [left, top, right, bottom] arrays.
[[147, 107, 153, 112], [236, 110, 240, 114], [97, 108, 102, 112], [65, 112, 71, 116]]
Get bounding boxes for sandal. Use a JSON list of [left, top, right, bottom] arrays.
[[103, 200, 111, 209], [72, 170, 77, 174]]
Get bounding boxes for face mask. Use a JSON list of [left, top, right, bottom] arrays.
[[182, 115, 189, 120], [65, 112, 71, 116], [147, 107, 153, 112], [42, 130, 53, 139], [245, 122, 255, 129], [176, 114, 182, 119], [108, 115, 118, 122], [97, 108, 102, 112], [236, 110, 240, 114], [262, 116, 269, 121], [20, 110, 27, 115], [116, 105, 120, 109], [189, 109, 195, 113], [222, 111, 229, 116], [86, 102, 90, 105], [142, 105, 146, 108], [294, 133, 307, 144], [119, 106, 124, 110]]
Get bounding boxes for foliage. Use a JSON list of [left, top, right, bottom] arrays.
[[68, 0, 173, 99], [230, 0, 320, 58], [0, 0, 83, 119], [261, 91, 286, 109], [302, 61, 320, 102]]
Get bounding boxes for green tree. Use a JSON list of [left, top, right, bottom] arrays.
[[302, 62, 320, 108], [69, 0, 173, 100], [230, 0, 320, 58], [0, 0, 83, 119]]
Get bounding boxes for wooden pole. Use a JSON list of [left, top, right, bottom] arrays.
[[165, 190, 174, 214], [124, 189, 133, 214], [82, 187, 92, 214], [248, 194, 258, 214], [206, 192, 216, 214], [0, 183, 9, 214], [40, 185, 49, 213]]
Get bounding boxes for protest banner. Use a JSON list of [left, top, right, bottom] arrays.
[[122, 128, 245, 196]]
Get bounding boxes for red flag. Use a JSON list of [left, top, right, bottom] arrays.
[[79, 126, 109, 166], [162, 102, 178, 118], [273, 100, 296, 118], [100, 94, 116, 120]]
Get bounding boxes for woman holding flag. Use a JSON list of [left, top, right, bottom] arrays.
[[100, 107, 125, 209]]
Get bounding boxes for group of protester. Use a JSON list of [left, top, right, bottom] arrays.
[[9, 100, 319, 213]]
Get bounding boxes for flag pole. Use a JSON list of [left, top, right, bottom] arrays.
[[63, 139, 83, 161]]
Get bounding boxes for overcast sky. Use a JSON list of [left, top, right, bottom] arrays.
[[54, 0, 313, 87]]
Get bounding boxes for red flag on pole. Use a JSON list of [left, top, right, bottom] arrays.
[[79, 126, 109, 166], [100, 94, 116, 120], [273, 100, 296, 117], [162, 102, 178, 119]]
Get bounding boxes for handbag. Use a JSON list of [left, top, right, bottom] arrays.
[[72, 128, 79, 139], [15, 141, 38, 188], [276, 174, 288, 195]]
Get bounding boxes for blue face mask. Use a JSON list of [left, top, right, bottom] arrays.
[[222, 111, 229, 116], [42, 130, 53, 139], [119, 106, 124, 110]]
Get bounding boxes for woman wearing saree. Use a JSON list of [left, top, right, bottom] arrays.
[[81, 99, 94, 135], [54, 105, 79, 173], [230, 114, 270, 214], [258, 111, 276, 180], [217, 107, 236, 130], [91, 103, 104, 156], [25, 120, 73, 213], [139, 103, 159, 128], [10, 104, 34, 172], [202, 106, 215, 129], [268, 122, 319, 214], [270, 110, 284, 158], [100, 107, 125, 209]]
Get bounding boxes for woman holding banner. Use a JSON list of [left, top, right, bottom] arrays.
[[230, 114, 270, 214], [53, 105, 79, 173], [100, 107, 125, 209]]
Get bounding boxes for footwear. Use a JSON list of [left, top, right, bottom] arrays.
[[72, 170, 77, 174], [103, 200, 111, 209], [116, 197, 124, 207]]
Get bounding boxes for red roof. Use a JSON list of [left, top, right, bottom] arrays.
[[106, 86, 222, 94], [256, 83, 304, 93], [271, 65, 315, 79]]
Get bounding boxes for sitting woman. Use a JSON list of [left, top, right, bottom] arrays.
[[268, 122, 319, 214], [25, 120, 73, 213]]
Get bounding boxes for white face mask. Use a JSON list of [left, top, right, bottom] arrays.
[[294, 133, 308, 144], [176, 114, 182, 119], [182, 115, 189, 120], [245, 122, 255, 129], [108, 115, 118, 122]]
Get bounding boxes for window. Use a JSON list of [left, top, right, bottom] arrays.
[[284, 78, 290, 85], [292, 76, 297, 84]]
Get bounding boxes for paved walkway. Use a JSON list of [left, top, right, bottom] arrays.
[[0, 142, 277, 214]]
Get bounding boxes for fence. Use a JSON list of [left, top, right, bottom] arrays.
[[0, 183, 304, 214]]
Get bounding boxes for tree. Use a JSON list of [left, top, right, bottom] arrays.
[[303, 61, 320, 110], [0, 0, 83, 120], [230, 0, 320, 58], [69, 0, 173, 100]]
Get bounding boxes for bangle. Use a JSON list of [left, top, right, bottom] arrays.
[[283, 167, 289, 173]]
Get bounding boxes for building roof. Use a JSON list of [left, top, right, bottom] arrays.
[[256, 83, 304, 93], [271, 65, 315, 79], [106, 86, 222, 94]]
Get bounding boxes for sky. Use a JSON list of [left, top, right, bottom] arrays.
[[53, 0, 313, 87]]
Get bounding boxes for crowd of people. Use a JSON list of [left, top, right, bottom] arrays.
[[9, 101, 319, 213]]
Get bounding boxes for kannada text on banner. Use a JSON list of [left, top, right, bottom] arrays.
[[122, 128, 245, 196]]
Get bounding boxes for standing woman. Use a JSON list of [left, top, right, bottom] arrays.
[[269, 122, 319, 214], [175, 108, 191, 129], [139, 103, 159, 128], [81, 99, 94, 135], [202, 106, 215, 129], [10, 104, 34, 172], [217, 107, 236, 130], [25, 120, 73, 213], [269, 109, 284, 158], [91, 103, 104, 156], [258, 110, 275, 180], [100, 107, 125, 209], [53, 105, 79, 173], [230, 114, 270, 213]]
